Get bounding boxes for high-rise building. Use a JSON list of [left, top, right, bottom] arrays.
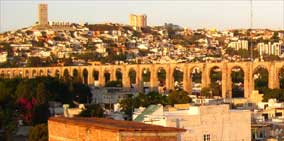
[[228, 40, 248, 50], [258, 42, 281, 56], [38, 4, 48, 26], [129, 14, 147, 29]]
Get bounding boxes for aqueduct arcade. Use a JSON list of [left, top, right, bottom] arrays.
[[1, 61, 284, 98]]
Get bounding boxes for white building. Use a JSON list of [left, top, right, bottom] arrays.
[[258, 42, 281, 56], [134, 104, 251, 141], [228, 40, 248, 50]]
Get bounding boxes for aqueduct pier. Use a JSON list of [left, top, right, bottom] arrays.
[[1, 61, 284, 98]]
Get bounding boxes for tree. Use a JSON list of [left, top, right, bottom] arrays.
[[27, 57, 43, 67], [35, 82, 47, 105], [72, 83, 92, 103], [167, 90, 191, 106], [29, 124, 48, 141], [119, 94, 135, 119], [32, 104, 49, 125], [262, 88, 284, 102], [78, 104, 104, 117], [210, 83, 221, 97], [144, 91, 168, 106], [105, 80, 122, 87], [201, 87, 212, 98]]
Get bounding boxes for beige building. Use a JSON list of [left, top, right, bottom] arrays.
[[129, 14, 147, 29], [38, 4, 48, 26]]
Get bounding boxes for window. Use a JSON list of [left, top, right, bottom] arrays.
[[203, 134, 210, 141], [276, 112, 282, 117]]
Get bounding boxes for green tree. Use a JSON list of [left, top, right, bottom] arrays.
[[262, 88, 284, 102], [210, 83, 221, 97], [28, 124, 48, 141], [167, 90, 191, 106], [201, 87, 212, 98], [145, 91, 168, 106], [105, 80, 122, 87], [27, 57, 43, 67], [32, 104, 49, 125], [78, 104, 104, 117], [119, 94, 135, 119], [35, 82, 47, 105]]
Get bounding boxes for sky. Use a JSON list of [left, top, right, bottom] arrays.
[[0, 0, 284, 32]]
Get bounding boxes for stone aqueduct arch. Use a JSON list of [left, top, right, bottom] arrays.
[[1, 61, 284, 98]]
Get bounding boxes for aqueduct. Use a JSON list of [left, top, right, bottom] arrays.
[[1, 61, 284, 98]]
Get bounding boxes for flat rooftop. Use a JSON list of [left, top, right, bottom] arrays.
[[49, 117, 185, 132]]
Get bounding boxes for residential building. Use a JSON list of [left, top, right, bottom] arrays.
[[133, 104, 251, 141], [48, 117, 185, 141], [251, 99, 284, 140], [258, 42, 282, 56], [228, 40, 248, 50]]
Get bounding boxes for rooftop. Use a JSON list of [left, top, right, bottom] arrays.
[[49, 117, 185, 132]]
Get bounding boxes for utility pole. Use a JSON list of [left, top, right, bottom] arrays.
[[283, 0, 284, 30], [250, 0, 254, 62]]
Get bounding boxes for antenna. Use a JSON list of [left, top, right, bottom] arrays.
[[250, 0, 254, 62]]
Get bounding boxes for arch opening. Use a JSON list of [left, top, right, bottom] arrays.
[[32, 70, 37, 78], [231, 66, 244, 98], [104, 70, 111, 85], [190, 67, 202, 96], [253, 66, 269, 92], [279, 67, 284, 89], [209, 66, 222, 97], [73, 69, 79, 81], [83, 69, 88, 84], [39, 70, 44, 76], [63, 69, 69, 79], [142, 68, 151, 93], [19, 71, 23, 78], [55, 70, 60, 78], [47, 69, 52, 76], [128, 68, 136, 88], [173, 67, 184, 90], [25, 70, 29, 78], [115, 68, 123, 87], [93, 69, 99, 87]]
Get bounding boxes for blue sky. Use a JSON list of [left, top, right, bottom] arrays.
[[1, 0, 284, 32]]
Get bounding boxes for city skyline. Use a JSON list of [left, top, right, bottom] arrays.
[[1, 0, 284, 33]]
